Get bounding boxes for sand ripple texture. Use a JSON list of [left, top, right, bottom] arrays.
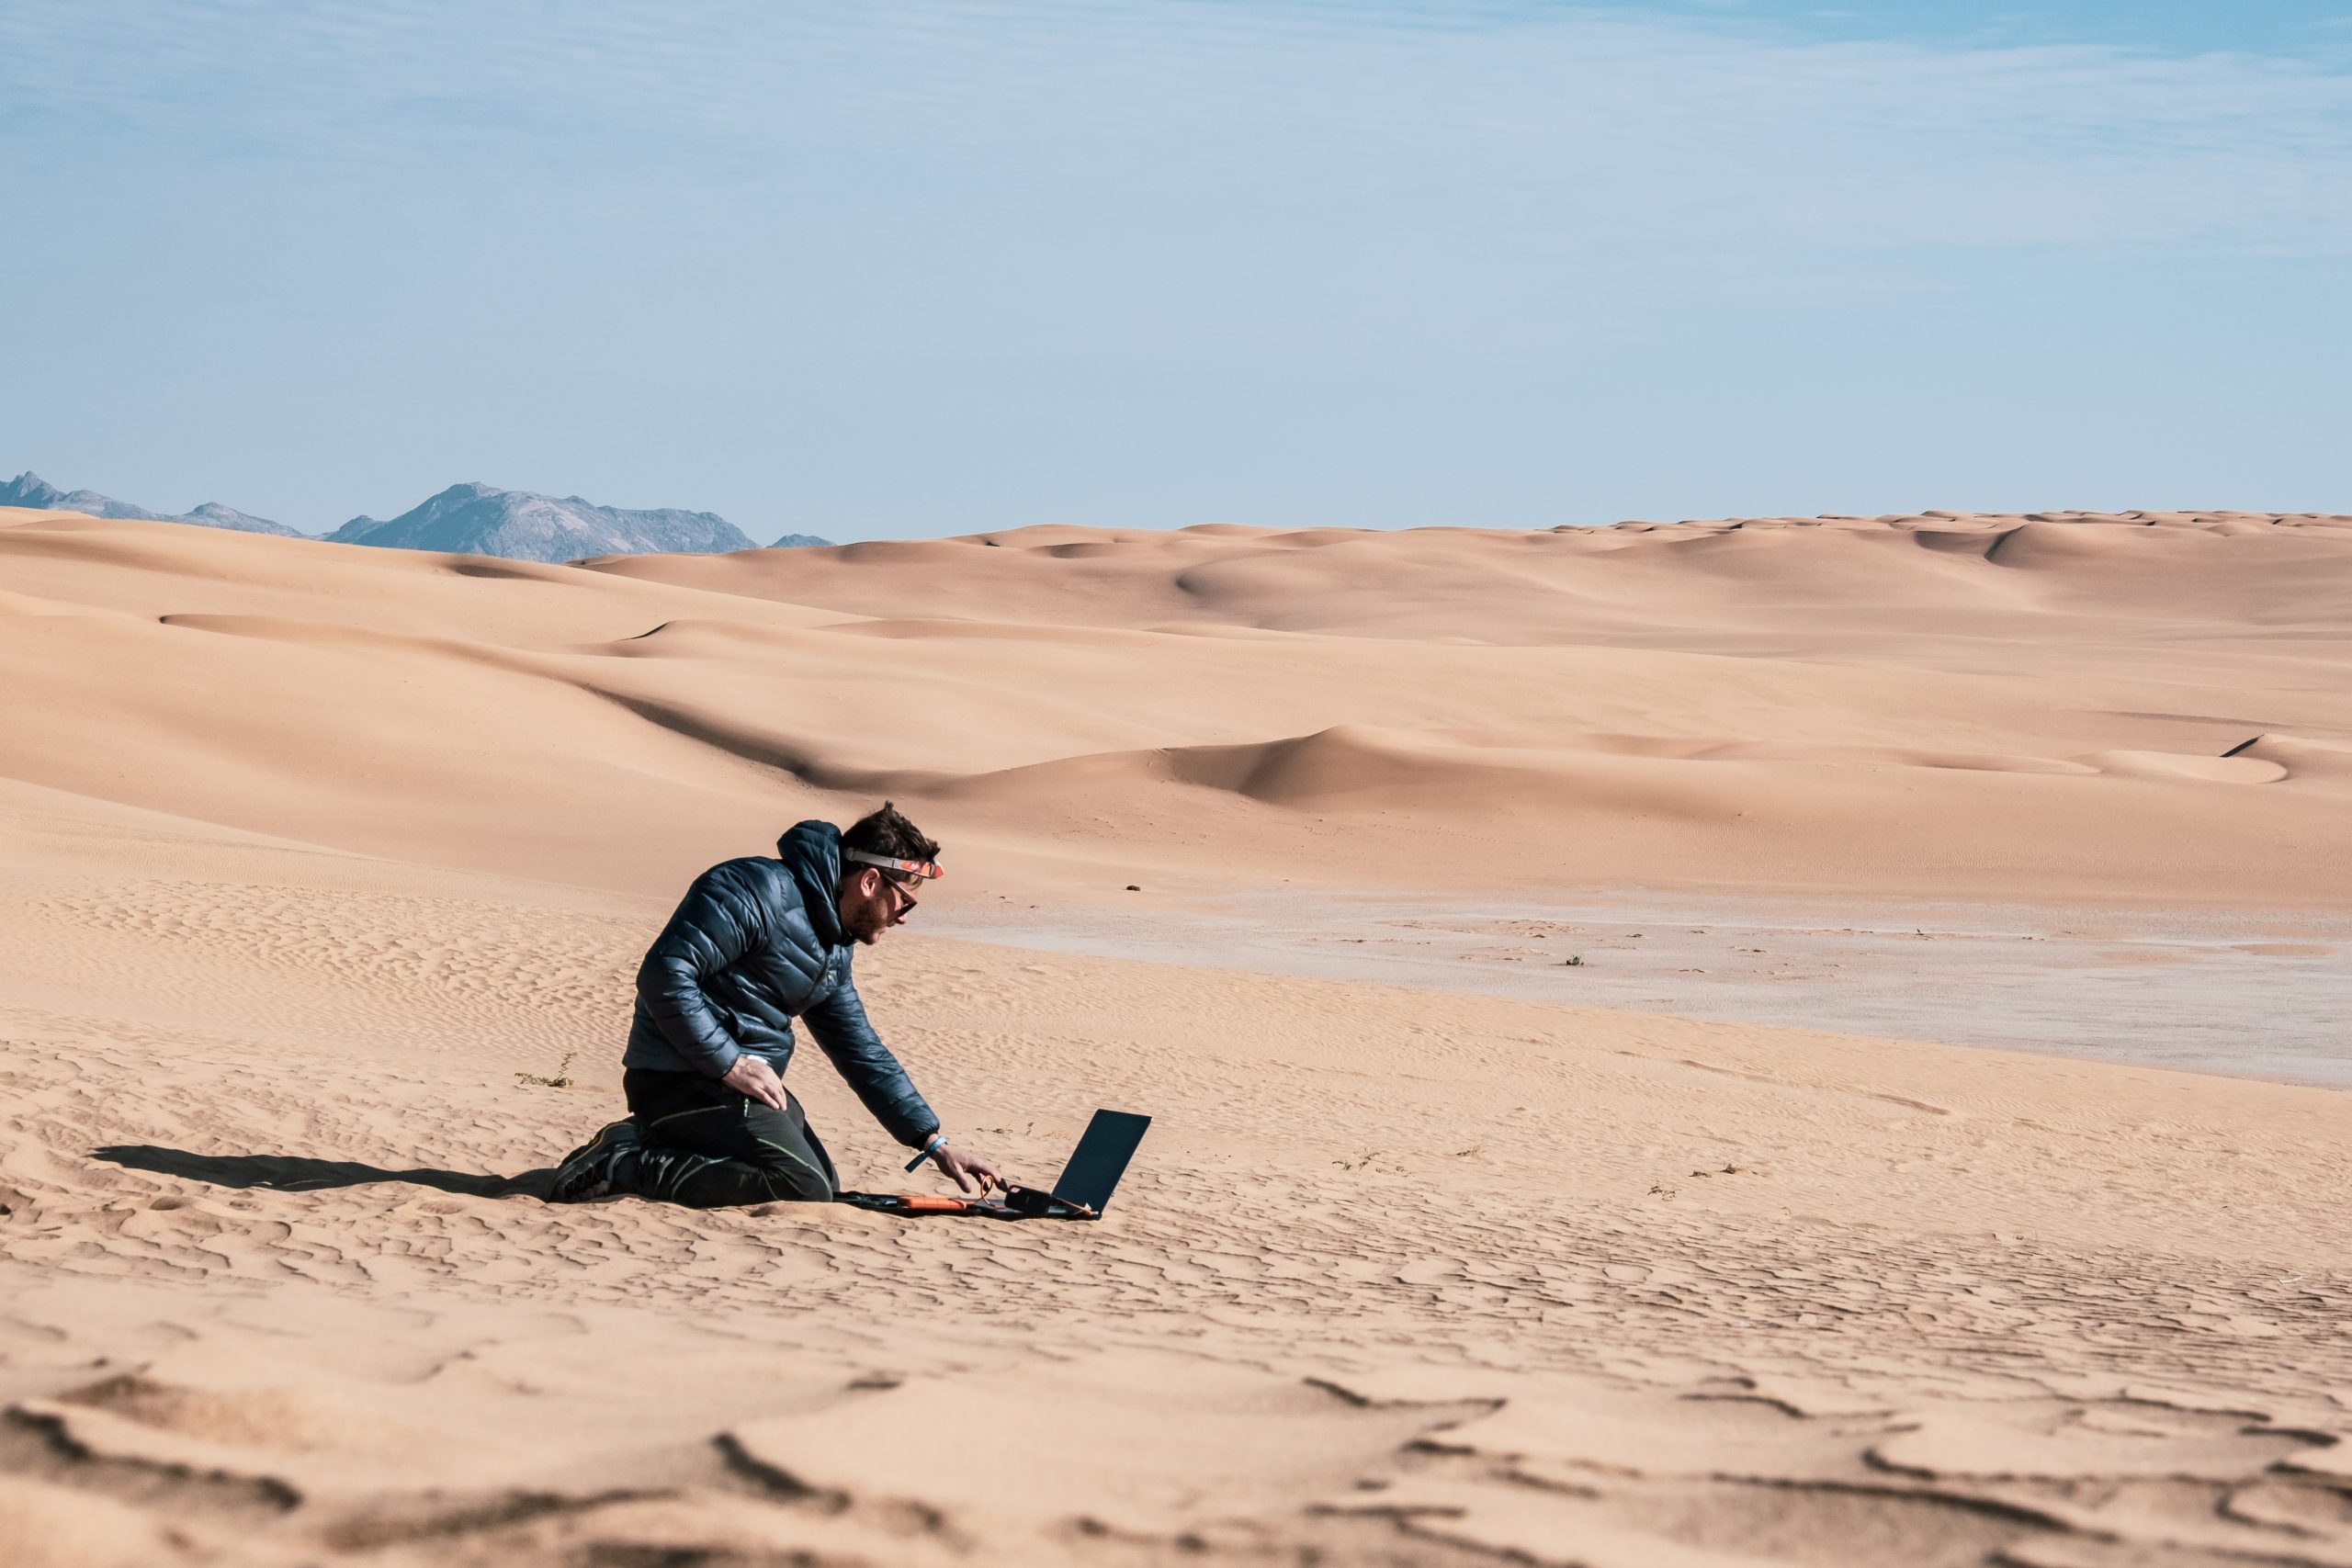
[[7, 855, 2352, 1568]]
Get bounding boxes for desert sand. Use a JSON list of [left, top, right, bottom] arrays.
[[4, 505, 2352, 1566]]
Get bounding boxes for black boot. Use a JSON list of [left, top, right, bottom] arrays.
[[548, 1117, 640, 1202]]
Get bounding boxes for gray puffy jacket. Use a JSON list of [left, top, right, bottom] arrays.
[[622, 821, 938, 1146]]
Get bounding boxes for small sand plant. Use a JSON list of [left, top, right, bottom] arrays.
[[514, 1050, 577, 1089]]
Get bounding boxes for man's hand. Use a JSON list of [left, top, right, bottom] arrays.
[[933, 1141, 1006, 1195], [721, 1055, 786, 1111]]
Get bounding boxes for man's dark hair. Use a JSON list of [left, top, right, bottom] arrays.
[[840, 801, 940, 884]]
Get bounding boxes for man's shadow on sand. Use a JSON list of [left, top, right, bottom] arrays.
[[95, 1144, 554, 1200]]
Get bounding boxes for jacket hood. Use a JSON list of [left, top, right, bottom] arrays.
[[775, 820, 847, 946]]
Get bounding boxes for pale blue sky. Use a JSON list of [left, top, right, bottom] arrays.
[[3, 2, 2346, 538]]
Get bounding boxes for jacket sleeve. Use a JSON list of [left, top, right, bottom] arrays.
[[633, 863, 768, 1078], [803, 966, 939, 1147]]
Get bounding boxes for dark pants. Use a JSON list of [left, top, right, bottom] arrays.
[[619, 1066, 840, 1206]]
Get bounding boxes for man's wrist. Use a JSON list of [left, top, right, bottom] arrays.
[[902, 1129, 948, 1174]]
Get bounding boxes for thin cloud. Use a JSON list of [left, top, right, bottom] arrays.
[[4, 1, 2347, 263]]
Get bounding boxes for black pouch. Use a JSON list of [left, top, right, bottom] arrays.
[[1001, 1184, 1097, 1220]]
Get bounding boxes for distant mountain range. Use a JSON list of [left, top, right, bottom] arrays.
[[329, 482, 756, 563], [2, 471, 832, 559], [1, 471, 300, 536]]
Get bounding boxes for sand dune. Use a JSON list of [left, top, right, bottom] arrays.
[[6, 505, 2352, 1564], [585, 510, 2352, 650], [5, 505, 2351, 905]]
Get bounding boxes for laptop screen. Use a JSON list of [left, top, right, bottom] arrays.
[[1050, 1110, 1152, 1213]]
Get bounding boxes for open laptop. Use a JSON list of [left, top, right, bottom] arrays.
[[838, 1109, 1152, 1221]]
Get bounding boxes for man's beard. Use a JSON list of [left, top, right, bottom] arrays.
[[846, 900, 889, 944]]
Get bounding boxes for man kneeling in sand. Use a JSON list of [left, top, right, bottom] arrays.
[[549, 803, 1004, 1205]]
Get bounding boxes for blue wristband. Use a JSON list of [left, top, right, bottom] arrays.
[[903, 1132, 945, 1173]]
